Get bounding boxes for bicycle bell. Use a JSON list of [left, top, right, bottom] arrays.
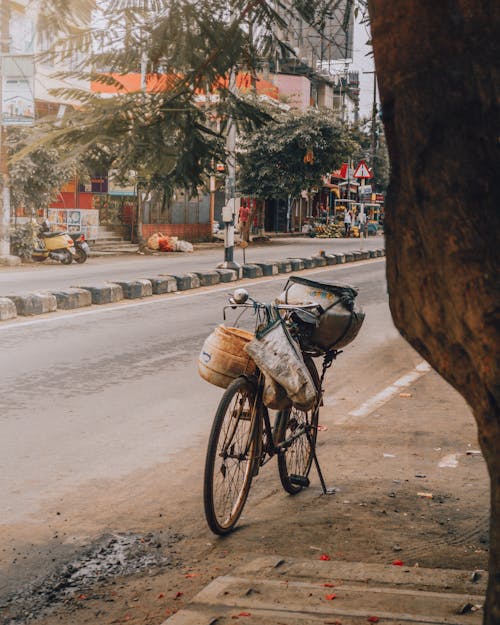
[[232, 288, 249, 304]]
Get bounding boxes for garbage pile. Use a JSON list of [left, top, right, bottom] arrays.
[[147, 232, 194, 253], [314, 223, 344, 238]]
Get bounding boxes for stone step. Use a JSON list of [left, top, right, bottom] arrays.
[[164, 557, 486, 625]]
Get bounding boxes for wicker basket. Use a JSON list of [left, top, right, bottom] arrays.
[[198, 325, 256, 388]]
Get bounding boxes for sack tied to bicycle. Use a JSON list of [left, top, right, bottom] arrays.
[[198, 276, 365, 535]]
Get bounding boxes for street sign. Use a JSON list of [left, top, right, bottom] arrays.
[[353, 160, 373, 179]]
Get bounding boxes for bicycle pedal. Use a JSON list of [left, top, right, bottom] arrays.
[[289, 474, 310, 488]]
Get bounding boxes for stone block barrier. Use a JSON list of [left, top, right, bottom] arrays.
[[288, 258, 305, 271], [276, 260, 292, 273], [171, 273, 201, 291], [242, 264, 264, 279], [7, 291, 57, 316], [195, 271, 221, 287], [51, 288, 92, 309], [324, 254, 338, 265], [148, 276, 177, 294], [76, 283, 124, 305], [0, 297, 17, 320], [300, 257, 315, 269], [254, 262, 278, 276], [114, 279, 153, 299], [311, 255, 327, 267], [216, 269, 238, 283], [336, 253, 346, 264]]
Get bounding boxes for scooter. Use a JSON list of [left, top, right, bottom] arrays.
[[32, 220, 76, 265], [70, 232, 90, 264]]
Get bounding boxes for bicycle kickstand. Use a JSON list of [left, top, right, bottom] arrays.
[[305, 427, 329, 495]]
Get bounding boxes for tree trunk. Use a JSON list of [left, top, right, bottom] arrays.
[[368, 1, 500, 620]]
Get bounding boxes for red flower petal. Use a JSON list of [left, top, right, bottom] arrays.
[[368, 617, 379, 623], [325, 593, 337, 600], [323, 582, 335, 587], [392, 560, 404, 566], [174, 591, 183, 599], [319, 554, 331, 561]]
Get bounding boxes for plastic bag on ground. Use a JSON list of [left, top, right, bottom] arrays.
[[175, 240, 194, 253], [147, 232, 163, 250]]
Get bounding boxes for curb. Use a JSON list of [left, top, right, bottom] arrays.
[[0, 249, 385, 321]]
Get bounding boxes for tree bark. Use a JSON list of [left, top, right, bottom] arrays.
[[368, 1, 500, 620]]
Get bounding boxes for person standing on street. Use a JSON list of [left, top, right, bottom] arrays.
[[344, 209, 352, 237], [358, 209, 367, 239]]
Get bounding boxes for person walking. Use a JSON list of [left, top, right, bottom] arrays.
[[344, 209, 352, 237]]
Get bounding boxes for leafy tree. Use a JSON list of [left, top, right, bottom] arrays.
[[238, 109, 357, 199], [350, 118, 389, 192], [8, 129, 76, 216]]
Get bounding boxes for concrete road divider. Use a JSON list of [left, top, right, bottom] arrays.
[[114, 279, 153, 299], [76, 283, 124, 305], [215, 268, 238, 283], [311, 255, 327, 267], [323, 254, 338, 265], [276, 260, 292, 273], [254, 262, 278, 276], [242, 264, 264, 279], [51, 288, 92, 309], [171, 273, 201, 291], [194, 271, 221, 287], [0, 297, 17, 320], [287, 258, 305, 271], [147, 276, 178, 294], [336, 253, 346, 263], [7, 291, 57, 316], [300, 257, 314, 269]]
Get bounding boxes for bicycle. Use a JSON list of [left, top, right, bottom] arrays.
[[203, 288, 340, 535]]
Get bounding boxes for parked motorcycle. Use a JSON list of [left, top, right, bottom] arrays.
[[70, 232, 90, 264], [32, 220, 76, 264]]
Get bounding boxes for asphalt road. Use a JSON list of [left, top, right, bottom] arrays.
[[0, 259, 397, 523], [0, 236, 384, 296]]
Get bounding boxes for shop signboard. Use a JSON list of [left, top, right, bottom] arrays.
[[1, 55, 35, 126]]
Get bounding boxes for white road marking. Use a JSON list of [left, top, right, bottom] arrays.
[[347, 361, 432, 419], [0, 258, 383, 332]]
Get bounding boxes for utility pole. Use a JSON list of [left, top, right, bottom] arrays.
[[363, 70, 378, 177], [219, 66, 240, 274], [0, 0, 13, 261]]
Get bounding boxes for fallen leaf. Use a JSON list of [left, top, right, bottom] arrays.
[[367, 617, 379, 623], [174, 591, 183, 599], [157, 593, 165, 599], [325, 593, 337, 600], [392, 560, 404, 566], [319, 554, 331, 561], [399, 392, 412, 398]]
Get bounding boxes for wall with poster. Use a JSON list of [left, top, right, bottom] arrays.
[[47, 209, 99, 240]]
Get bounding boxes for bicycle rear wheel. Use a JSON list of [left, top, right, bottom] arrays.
[[276, 358, 320, 494], [204, 376, 258, 534]]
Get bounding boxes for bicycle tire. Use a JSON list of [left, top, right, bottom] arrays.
[[204, 376, 258, 534], [276, 357, 320, 495]]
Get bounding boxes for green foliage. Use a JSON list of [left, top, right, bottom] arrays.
[[10, 221, 39, 259], [27, 1, 352, 194], [238, 109, 358, 199], [8, 129, 77, 214], [349, 118, 390, 192]]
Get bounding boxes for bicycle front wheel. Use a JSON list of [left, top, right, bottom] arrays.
[[276, 358, 320, 495], [204, 376, 258, 535]]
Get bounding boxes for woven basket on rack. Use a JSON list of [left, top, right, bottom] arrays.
[[198, 325, 256, 389]]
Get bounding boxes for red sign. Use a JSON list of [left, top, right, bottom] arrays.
[[353, 160, 373, 179]]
